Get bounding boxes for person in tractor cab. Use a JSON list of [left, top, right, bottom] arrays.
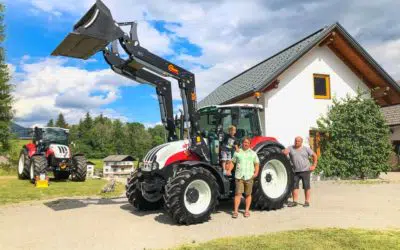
[[231, 137, 260, 218], [282, 136, 318, 207], [221, 125, 240, 176]]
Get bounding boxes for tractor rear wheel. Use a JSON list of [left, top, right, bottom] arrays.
[[125, 169, 163, 210], [164, 166, 219, 225], [18, 149, 30, 180], [54, 171, 70, 180], [252, 147, 294, 210], [29, 155, 48, 183], [71, 155, 87, 182]]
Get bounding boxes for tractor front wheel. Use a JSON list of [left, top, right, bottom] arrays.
[[71, 155, 87, 182], [125, 170, 163, 210], [164, 166, 219, 225], [18, 149, 30, 180], [252, 147, 294, 210], [29, 155, 48, 183]]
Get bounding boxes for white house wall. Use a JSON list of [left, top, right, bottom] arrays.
[[262, 45, 369, 147]]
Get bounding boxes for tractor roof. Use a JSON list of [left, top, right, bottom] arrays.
[[40, 127, 70, 132]]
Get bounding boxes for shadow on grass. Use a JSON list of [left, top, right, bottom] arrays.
[[44, 197, 128, 211]]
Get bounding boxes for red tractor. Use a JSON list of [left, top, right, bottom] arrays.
[[52, 0, 294, 225], [17, 127, 87, 182]]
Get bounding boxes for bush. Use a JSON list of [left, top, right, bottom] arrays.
[[316, 91, 392, 179]]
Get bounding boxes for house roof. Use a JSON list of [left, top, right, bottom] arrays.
[[199, 22, 400, 108], [103, 155, 135, 162], [86, 161, 96, 165]]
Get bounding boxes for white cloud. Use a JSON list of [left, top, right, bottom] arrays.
[[367, 39, 400, 81], [11, 57, 133, 126]]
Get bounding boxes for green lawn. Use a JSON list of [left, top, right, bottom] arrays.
[[0, 177, 124, 205], [176, 228, 400, 250], [88, 158, 104, 170]]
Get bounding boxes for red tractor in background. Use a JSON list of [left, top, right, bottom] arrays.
[[52, 0, 294, 225], [18, 127, 87, 182]]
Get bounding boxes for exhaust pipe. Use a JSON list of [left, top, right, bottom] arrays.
[[51, 0, 124, 59]]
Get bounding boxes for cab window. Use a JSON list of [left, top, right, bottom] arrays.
[[199, 110, 217, 135]]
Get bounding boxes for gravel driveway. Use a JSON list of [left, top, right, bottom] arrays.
[[0, 179, 399, 250]]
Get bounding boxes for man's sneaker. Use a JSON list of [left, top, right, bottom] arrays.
[[303, 202, 310, 207], [287, 201, 298, 207]]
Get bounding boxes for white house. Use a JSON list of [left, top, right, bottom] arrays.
[[86, 161, 95, 178], [199, 22, 400, 153], [103, 155, 135, 177]]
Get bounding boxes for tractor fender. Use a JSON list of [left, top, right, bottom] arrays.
[[252, 141, 285, 153], [178, 160, 229, 197], [24, 143, 37, 158]]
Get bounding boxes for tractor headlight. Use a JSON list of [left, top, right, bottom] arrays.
[[152, 162, 159, 171]]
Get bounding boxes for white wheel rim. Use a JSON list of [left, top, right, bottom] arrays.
[[261, 159, 288, 199], [18, 154, 24, 174], [184, 179, 212, 215], [30, 162, 34, 180]]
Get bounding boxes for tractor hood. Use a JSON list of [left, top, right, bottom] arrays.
[[49, 144, 71, 159], [141, 139, 200, 172]]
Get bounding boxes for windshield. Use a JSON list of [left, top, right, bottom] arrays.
[[42, 128, 69, 145], [199, 107, 217, 136]]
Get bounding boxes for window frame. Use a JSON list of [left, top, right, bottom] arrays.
[[313, 74, 331, 99]]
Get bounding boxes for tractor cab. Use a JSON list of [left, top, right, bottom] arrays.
[[33, 127, 69, 151], [198, 104, 263, 165]]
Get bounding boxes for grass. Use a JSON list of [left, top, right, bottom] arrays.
[[0, 167, 17, 176], [0, 177, 124, 205], [176, 228, 400, 250]]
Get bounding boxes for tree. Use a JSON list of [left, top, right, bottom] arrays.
[[316, 91, 392, 179], [55, 113, 68, 128], [82, 112, 93, 130], [113, 119, 125, 154], [47, 119, 54, 127], [148, 124, 166, 147], [0, 3, 12, 151], [126, 122, 152, 161]]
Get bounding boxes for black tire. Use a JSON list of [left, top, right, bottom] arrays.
[[17, 149, 30, 180], [29, 155, 48, 183], [252, 147, 294, 210], [71, 155, 87, 182], [164, 166, 219, 225], [54, 171, 70, 180], [125, 169, 163, 210]]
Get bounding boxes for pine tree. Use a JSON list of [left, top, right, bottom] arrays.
[[55, 113, 68, 128], [82, 112, 93, 130], [47, 119, 54, 127], [0, 4, 12, 151]]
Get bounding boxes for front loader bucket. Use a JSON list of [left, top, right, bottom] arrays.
[[51, 0, 124, 59]]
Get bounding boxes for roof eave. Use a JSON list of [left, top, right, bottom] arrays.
[[334, 22, 400, 93]]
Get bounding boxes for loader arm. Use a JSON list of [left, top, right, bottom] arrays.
[[103, 46, 177, 142], [51, 0, 210, 161]]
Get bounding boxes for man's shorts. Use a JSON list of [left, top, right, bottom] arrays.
[[294, 171, 311, 189], [235, 178, 253, 196], [221, 150, 232, 161]]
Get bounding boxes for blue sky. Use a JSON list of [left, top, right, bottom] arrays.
[[5, 1, 204, 127], [4, 0, 400, 127]]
